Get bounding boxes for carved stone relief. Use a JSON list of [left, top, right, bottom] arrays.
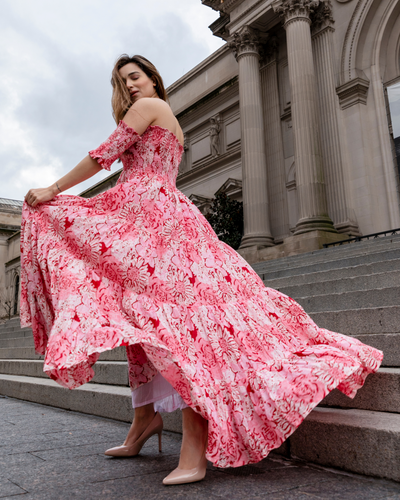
[[209, 114, 221, 157], [229, 25, 263, 60], [178, 133, 190, 174], [188, 194, 213, 215], [272, 0, 320, 25], [312, 1, 334, 32]]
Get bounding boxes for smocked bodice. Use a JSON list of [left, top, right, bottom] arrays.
[[117, 125, 184, 186]]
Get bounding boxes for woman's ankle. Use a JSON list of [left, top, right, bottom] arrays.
[[182, 408, 207, 436], [124, 404, 156, 445], [134, 403, 155, 422], [179, 408, 208, 469]]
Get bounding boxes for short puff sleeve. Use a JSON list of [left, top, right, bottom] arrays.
[[89, 120, 141, 171]]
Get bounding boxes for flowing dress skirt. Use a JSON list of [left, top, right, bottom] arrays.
[[20, 125, 383, 468]]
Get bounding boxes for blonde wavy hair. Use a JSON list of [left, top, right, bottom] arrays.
[[111, 54, 168, 124]]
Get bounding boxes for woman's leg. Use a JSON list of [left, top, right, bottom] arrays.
[[178, 407, 208, 469], [162, 407, 208, 484], [104, 401, 162, 456], [126, 370, 188, 446], [123, 402, 156, 446]]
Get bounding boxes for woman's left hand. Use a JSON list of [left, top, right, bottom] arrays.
[[25, 186, 58, 207]]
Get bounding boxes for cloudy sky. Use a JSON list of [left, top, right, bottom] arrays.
[[0, 0, 224, 201]]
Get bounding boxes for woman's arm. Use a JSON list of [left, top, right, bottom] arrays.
[[24, 98, 169, 208], [24, 155, 103, 208]]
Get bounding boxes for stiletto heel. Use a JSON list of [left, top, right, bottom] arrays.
[[158, 430, 162, 452], [163, 438, 208, 485], [105, 412, 163, 457]]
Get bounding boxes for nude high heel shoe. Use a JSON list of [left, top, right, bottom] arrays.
[[105, 411, 163, 457], [162, 440, 208, 485]]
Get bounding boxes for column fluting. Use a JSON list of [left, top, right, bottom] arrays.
[[312, 12, 360, 235], [229, 26, 274, 248], [261, 43, 290, 241], [273, 0, 336, 234]]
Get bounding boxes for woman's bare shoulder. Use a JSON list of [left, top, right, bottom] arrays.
[[132, 97, 171, 114], [127, 98, 173, 124]]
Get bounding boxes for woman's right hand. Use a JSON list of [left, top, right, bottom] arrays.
[[25, 185, 58, 208]]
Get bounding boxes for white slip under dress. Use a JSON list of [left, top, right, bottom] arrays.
[[131, 372, 189, 413]]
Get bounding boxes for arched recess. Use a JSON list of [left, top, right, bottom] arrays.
[[338, 0, 400, 84], [340, 0, 374, 86], [342, 0, 400, 228], [382, 14, 400, 84], [369, 0, 400, 228]]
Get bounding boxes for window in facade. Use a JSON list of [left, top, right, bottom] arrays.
[[13, 275, 19, 316], [387, 82, 400, 183]]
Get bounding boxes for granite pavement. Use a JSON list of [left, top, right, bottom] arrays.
[[1, 395, 400, 500]]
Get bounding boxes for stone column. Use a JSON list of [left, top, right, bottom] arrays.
[[273, 0, 336, 234], [312, 3, 360, 235], [261, 39, 290, 241], [229, 26, 274, 248]]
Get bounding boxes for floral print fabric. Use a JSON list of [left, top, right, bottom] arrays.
[[20, 121, 383, 468]]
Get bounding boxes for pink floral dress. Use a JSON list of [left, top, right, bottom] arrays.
[[20, 121, 383, 468]]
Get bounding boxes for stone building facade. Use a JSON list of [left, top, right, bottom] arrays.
[[2, 0, 400, 316], [176, 0, 400, 263], [84, 0, 400, 262], [0, 199, 22, 319]]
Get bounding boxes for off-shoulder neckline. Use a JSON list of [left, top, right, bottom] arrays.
[[120, 120, 184, 150], [147, 125, 184, 150]]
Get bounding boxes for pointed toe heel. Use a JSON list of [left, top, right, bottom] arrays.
[[105, 411, 163, 457], [163, 454, 207, 485]]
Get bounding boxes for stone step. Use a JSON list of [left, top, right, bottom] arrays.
[[0, 347, 43, 360], [352, 334, 400, 367], [0, 374, 182, 433], [320, 368, 400, 413], [0, 346, 127, 361], [0, 317, 22, 327], [0, 318, 21, 330], [288, 407, 400, 482], [0, 359, 129, 386], [99, 347, 127, 361], [0, 326, 31, 335], [0, 329, 33, 340], [254, 241, 400, 276], [256, 249, 400, 280], [296, 286, 400, 313], [252, 236, 400, 274], [263, 259, 400, 289], [0, 357, 396, 414], [310, 306, 399, 335], [1, 373, 399, 481], [0, 336, 34, 348], [256, 236, 400, 268], [0, 329, 397, 369], [273, 270, 400, 298], [308, 309, 400, 367]]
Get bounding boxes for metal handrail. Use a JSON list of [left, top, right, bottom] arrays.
[[323, 228, 400, 248]]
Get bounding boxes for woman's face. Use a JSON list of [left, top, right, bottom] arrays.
[[119, 63, 157, 102]]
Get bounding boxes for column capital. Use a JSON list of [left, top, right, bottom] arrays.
[[272, 0, 320, 27], [260, 36, 279, 67], [312, 0, 334, 34], [229, 26, 266, 61]]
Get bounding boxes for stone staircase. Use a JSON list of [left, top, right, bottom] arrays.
[[252, 234, 400, 481], [1, 235, 400, 481], [0, 319, 182, 433]]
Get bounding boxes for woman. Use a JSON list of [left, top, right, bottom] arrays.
[[22, 54, 383, 486]]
